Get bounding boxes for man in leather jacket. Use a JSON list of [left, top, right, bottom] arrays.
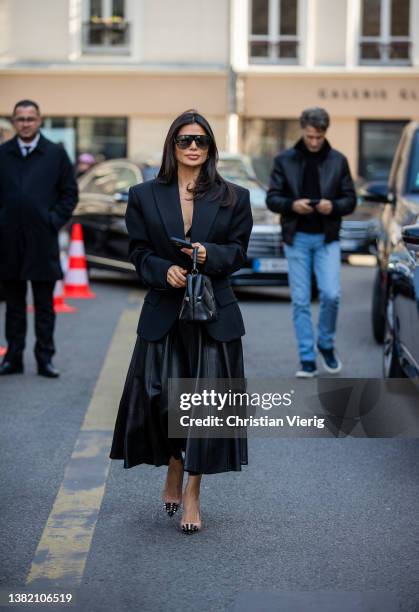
[[266, 107, 356, 377]]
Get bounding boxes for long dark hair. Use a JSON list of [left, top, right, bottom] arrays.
[[157, 109, 236, 207]]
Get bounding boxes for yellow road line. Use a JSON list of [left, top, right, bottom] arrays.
[[26, 306, 139, 588], [82, 308, 138, 431]]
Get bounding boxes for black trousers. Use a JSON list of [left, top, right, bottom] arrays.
[[2, 280, 55, 365]]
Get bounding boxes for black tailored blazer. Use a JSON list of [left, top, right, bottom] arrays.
[[126, 178, 253, 342], [0, 134, 78, 281]]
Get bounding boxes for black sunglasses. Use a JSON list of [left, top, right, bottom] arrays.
[[174, 134, 211, 150]]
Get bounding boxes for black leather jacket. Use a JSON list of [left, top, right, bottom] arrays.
[[266, 139, 356, 245]]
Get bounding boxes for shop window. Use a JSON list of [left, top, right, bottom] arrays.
[[82, 0, 130, 54], [78, 117, 127, 160], [249, 0, 299, 64], [41, 117, 127, 163], [242, 118, 300, 186], [41, 117, 77, 163], [359, 120, 409, 181], [359, 0, 411, 65]]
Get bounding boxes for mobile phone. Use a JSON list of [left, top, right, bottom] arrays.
[[310, 199, 320, 207], [170, 236, 193, 249]]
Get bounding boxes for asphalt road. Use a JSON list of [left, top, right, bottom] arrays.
[[0, 264, 418, 612]]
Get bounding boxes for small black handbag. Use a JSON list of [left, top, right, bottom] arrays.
[[179, 247, 218, 322]]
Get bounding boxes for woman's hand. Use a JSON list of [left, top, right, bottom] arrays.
[[180, 242, 207, 264], [167, 265, 187, 288]]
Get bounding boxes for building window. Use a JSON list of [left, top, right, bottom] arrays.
[[359, 0, 411, 65], [78, 117, 127, 159], [249, 0, 299, 64], [82, 0, 130, 54], [41, 117, 77, 163], [242, 118, 300, 185], [41, 117, 128, 163], [358, 120, 409, 181]]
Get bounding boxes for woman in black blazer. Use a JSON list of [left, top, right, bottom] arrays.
[[110, 110, 253, 534]]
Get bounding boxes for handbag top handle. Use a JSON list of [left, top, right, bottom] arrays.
[[191, 246, 199, 274]]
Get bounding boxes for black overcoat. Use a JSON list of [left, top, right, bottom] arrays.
[[126, 178, 253, 342], [0, 134, 78, 281]]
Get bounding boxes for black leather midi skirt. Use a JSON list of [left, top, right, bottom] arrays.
[[109, 319, 248, 474]]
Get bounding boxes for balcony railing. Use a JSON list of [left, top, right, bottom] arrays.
[[82, 21, 130, 54], [359, 39, 411, 66]]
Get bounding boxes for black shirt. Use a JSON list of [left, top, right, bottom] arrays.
[[295, 138, 329, 234]]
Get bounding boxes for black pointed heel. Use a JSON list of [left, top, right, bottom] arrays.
[[163, 502, 180, 517]]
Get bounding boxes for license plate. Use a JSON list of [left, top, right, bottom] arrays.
[[252, 258, 288, 273]]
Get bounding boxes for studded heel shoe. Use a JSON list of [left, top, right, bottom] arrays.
[[162, 456, 184, 517], [181, 521, 201, 534], [163, 501, 180, 517], [180, 504, 202, 534]]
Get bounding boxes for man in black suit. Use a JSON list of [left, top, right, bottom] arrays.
[[0, 100, 78, 377]]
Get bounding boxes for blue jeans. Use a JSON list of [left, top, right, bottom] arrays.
[[284, 232, 341, 362]]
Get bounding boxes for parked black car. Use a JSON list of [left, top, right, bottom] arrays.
[[340, 181, 382, 259], [383, 224, 419, 378], [73, 155, 381, 288], [371, 121, 419, 345]]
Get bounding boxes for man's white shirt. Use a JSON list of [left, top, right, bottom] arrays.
[[17, 133, 40, 156]]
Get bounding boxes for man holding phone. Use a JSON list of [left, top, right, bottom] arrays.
[[266, 107, 356, 377]]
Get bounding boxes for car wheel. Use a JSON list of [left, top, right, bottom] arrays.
[[383, 293, 406, 378], [372, 266, 386, 344]]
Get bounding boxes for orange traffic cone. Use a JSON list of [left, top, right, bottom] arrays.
[[27, 246, 77, 314], [54, 250, 77, 312], [54, 279, 77, 313], [64, 223, 96, 299]]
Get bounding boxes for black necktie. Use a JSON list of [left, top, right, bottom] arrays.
[[24, 146, 31, 157]]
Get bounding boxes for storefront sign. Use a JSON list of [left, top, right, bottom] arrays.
[[318, 88, 418, 101]]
